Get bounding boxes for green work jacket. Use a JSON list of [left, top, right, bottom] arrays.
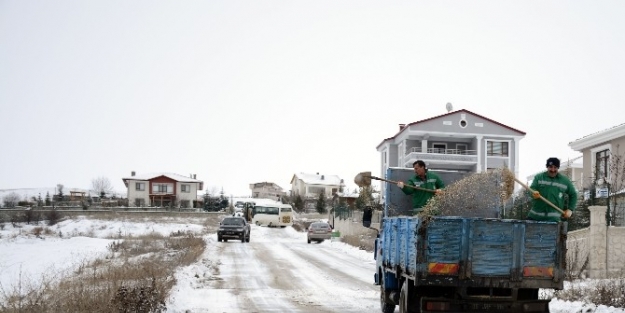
[[527, 171, 578, 222], [401, 171, 445, 211]]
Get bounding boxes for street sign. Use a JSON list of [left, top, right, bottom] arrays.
[[596, 188, 609, 198]]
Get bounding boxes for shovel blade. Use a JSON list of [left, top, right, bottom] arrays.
[[354, 171, 372, 187]]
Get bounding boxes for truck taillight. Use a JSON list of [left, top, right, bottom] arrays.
[[425, 301, 450, 311]]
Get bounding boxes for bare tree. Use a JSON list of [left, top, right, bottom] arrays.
[[607, 145, 625, 225], [56, 183, 64, 197], [207, 186, 219, 197], [2, 192, 20, 208], [91, 176, 114, 198]]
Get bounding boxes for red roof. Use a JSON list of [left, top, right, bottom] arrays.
[[376, 109, 526, 149]]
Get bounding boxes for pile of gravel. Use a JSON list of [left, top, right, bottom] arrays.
[[420, 168, 515, 218]]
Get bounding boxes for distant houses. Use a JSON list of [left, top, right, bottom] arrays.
[[249, 182, 286, 200]]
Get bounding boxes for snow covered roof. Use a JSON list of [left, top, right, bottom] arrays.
[[290, 172, 344, 186], [569, 122, 625, 151], [337, 191, 359, 199], [122, 172, 203, 186]]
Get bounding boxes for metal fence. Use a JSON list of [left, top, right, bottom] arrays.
[[334, 206, 352, 220]]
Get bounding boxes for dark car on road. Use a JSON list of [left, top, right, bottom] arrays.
[[218, 217, 251, 243], [307, 222, 332, 244]]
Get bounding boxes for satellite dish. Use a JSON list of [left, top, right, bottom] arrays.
[[446, 102, 453, 112]]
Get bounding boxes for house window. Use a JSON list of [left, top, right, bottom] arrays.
[[309, 186, 325, 195], [487, 141, 509, 157], [181, 184, 190, 193], [180, 200, 190, 208], [595, 149, 610, 180], [134, 198, 145, 207], [153, 183, 173, 194], [136, 183, 145, 191], [432, 143, 446, 154], [332, 188, 338, 195], [457, 144, 468, 154]]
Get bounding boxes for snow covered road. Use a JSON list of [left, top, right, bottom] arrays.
[[167, 224, 379, 312]]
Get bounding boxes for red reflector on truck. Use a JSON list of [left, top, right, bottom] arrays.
[[428, 263, 459, 275], [523, 266, 553, 277]]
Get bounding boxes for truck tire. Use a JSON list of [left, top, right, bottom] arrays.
[[380, 274, 396, 313]]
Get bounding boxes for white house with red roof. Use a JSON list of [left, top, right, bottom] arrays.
[[376, 108, 526, 195], [122, 171, 204, 208]]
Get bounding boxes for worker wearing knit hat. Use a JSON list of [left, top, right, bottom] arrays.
[[546, 157, 560, 168], [527, 157, 577, 222]]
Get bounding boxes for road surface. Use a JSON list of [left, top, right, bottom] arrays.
[[167, 224, 381, 313]]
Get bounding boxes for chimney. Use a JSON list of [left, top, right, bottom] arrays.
[[131, 171, 135, 177], [321, 175, 325, 180], [399, 124, 406, 131], [316, 172, 319, 175], [193, 174, 196, 179]]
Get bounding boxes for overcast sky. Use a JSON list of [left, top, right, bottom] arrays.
[[1, 1, 624, 196]]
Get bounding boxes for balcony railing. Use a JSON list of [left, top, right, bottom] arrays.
[[409, 147, 477, 155], [405, 147, 478, 166], [150, 191, 174, 195]]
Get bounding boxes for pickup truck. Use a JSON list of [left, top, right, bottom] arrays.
[[363, 167, 566, 313], [217, 216, 251, 243]]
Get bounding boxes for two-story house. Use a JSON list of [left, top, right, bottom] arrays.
[[122, 172, 203, 208], [290, 172, 345, 198], [249, 182, 287, 200], [376, 109, 526, 196], [569, 122, 625, 224]]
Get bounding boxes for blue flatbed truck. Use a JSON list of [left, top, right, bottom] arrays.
[[362, 168, 566, 313]]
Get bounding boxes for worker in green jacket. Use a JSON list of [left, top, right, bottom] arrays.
[[397, 160, 445, 214], [527, 157, 577, 222]]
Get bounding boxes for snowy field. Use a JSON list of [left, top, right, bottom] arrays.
[[0, 214, 623, 312]]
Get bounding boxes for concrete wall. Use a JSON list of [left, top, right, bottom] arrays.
[[330, 210, 381, 237], [607, 226, 625, 276], [566, 228, 590, 276], [567, 206, 625, 278]]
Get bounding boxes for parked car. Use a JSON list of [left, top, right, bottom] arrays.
[[218, 217, 251, 243], [307, 222, 332, 244]]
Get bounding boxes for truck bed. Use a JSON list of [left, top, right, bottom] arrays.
[[380, 216, 566, 290]]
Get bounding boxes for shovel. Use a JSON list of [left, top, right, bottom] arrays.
[[501, 168, 565, 215], [354, 171, 437, 193]]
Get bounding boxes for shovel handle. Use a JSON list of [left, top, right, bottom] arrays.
[[513, 177, 565, 215], [368, 176, 437, 193]]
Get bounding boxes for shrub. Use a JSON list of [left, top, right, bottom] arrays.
[[110, 279, 166, 313], [45, 209, 62, 226]]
